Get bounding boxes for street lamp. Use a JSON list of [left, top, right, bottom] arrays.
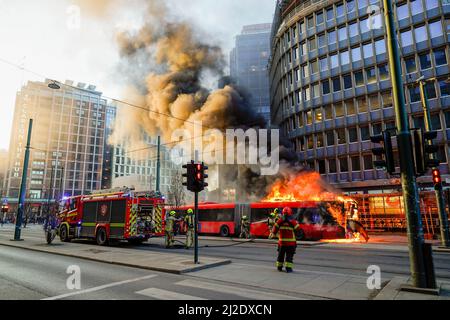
[[48, 81, 61, 90]]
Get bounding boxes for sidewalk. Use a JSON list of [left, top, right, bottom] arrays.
[[0, 227, 230, 274]]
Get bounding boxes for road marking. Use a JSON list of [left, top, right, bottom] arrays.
[[136, 288, 207, 300], [42, 274, 158, 300], [176, 279, 304, 300]]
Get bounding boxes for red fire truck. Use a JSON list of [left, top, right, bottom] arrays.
[[57, 190, 166, 246]]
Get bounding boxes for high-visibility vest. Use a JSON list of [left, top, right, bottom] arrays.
[[184, 214, 194, 229], [272, 217, 300, 246]]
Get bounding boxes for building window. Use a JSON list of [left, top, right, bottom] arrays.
[[372, 123, 382, 135], [382, 91, 393, 108], [316, 133, 324, 148], [351, 156, 361, 171], [349, 127, 358, 143], [357, 97, 368, 113], [309, 37, 317, 51], [405, 56, 417, 74], [333, 78, 342, 92], [426, 81, 437, 99], [347, 0, 356, 13], [331, 54, 339, 69], [315, 108, 323, 122], [369, 95, 380, 110], [336, 3, 345, 17], [338, 26, 348, 41], [341, 50, 350, 65], [335, 102, 345, 117], [396, 3, 409, 21], [439, 79, 450, 97], [414, 25, 428, 43], [379, 64, 389, 81], [363, 43, 374, 58], [343, 74, 353, 89], [361, 125, 370, 141], [311, 60, 319, 74], [409, 85, 421, 103], [419, 53, 432, 70], [431, 114, 442, 130], [349, 22, 358, 38], [299, 21, 306, 34], [307, 16, 314, 29], [318, 34, 326, 48], [400, 30, 413, 47], [326, 7, 334, 21], [410, 0, 424, 14], [320, 57, 328, 72], [429, 20, 443, 38], [374, 39, 386, 55], [322, 80, 331, 94], [366, 67, 377, 84], [360, 18, 370, 33], [346, 99, 356, 115], [340, 157, 349, 173], [328, 30, 337, 44], [324, 105, 333, 120], [318, 160, 326, 174], [434, 49, 448, 66], [352, 46, 362, 62], [326, 131, 335, 146], [364, 155, 374, 170], [329, 159, 337, 173], [355, 70, 364, 86], [337, 128, 346, 144], [317, 12, 324, 25]]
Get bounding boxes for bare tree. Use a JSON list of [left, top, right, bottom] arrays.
[[167, 170, 186, 208]]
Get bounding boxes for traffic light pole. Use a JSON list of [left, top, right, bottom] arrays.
[[14, 119, 33, 241], [419, 80, 450, 248], [194, 190, 199, 264], [383, 0, 427, 288]]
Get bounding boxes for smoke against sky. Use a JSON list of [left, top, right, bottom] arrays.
[[0, 0, 276, 150]]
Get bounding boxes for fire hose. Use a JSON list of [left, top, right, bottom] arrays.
[[172, 238, 256, 248]]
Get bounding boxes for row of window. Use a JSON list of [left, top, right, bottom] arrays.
[[399, 20, 444, 47], [282, 49, 449, 111], [292, 110, 450, 151], [282, 0, 441, 48]]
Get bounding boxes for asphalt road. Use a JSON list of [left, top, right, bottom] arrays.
[[1, 224, 450, 300]]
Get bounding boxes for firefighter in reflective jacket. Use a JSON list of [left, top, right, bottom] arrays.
[[184, 208, 195, 249], [240, 216, 250, 239], [270, 207, 301, 273], [165, 211, 178, 248], [267, 210, 278, 238]]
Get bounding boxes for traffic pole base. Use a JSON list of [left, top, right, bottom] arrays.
[[10, 239, 24, 242], [399, 284, 441, 296]]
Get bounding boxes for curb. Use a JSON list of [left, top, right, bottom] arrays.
[[0, 241, 231, 275]]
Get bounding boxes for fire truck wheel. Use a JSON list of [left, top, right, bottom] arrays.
[[59, 225, 70, 243], [96, 228, 108, 246], [219, 225, 230, 238]]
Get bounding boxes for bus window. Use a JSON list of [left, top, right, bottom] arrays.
[[250, 208, 272, 222]]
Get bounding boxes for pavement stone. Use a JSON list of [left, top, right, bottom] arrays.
[[374, 276, 450, 300]]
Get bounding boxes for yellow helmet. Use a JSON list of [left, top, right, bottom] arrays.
[[170, 211, 176, 216], [187, 208, 194, 214]]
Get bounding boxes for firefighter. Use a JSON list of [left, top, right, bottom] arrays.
[[184, 208, 195, 249], [165, 211, 178, 248], [270, 207, 301, 273], [240, 215, 250, 239], [267, 211, 277, 238]]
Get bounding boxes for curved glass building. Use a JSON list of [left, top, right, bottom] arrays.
[[269, 0, 450, 193]]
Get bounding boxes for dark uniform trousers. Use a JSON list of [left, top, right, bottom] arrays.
[[277, 245, 296, 269]]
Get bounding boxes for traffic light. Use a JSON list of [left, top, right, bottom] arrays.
[[194, 163, 208, 191], [432, 168, 442, 189], [182, 162, 196, 192], [182, 162, 208, 193], [413, 129, 440, 176], [423, 131, 440, 169], [370, 131, 395, 174]]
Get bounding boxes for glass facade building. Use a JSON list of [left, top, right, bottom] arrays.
[[230, 23, 272, 125], [4, 80, 107, 211], [269, 0, 450, 193]]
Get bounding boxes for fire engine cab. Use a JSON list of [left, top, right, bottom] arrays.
[[57, 189, 166, 246]]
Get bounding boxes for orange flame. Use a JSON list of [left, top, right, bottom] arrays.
[[262, 172, 353, 204]]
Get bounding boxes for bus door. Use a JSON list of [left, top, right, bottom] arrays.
[[234, 204, 250, 235]]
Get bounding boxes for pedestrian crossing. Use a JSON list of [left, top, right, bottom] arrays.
[[134, 279, 303, 300], [136, 288, 207, 300]]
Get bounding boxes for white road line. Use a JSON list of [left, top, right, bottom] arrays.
[[136, 288, 207, 300], [176, 279, 304, 300], [42, 275, 158, 300]]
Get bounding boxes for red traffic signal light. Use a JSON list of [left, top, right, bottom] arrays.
[[432, 169, 442, 185]]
